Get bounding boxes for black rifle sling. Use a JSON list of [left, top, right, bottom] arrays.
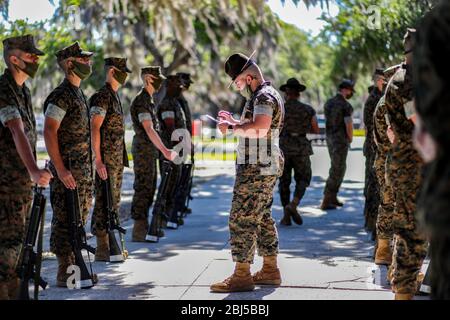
[[34, 189, 46, 300], [66, 159, 94, 288]]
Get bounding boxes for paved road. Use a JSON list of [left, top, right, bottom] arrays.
[[34, 137, 401, 300]]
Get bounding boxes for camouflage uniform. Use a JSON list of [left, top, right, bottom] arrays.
[[90, 83, 129, 235], [279, 99, 315, 207], [384, 64, 427, 294], [230, 82, 284, 263], [413, 3, 450, 299], [157, 95, 186, 214], [323, 94, 353, 196], [44, 79, 93, 256], [130, 89, 159, 220], [373, 96, 395, 241], [363, 87, 382, 236], [0, 68, 36, 285]]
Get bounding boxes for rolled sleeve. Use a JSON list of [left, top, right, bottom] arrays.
[[344, 103, 353, 117], [0, 105, 22, 126], [90, 106, 107, 117], [344, 116, 352, 125], [138, 112, 152, 123], [161, 111, 175, 120], [44, 103, 67, 122], [253, 104, 274, 117]]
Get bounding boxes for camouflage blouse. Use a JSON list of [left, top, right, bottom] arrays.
[[89, 83, 129, 168], [324, 93, 353, 145], [236, 81, 285, 176], [44, 78, 93, 178], [130, 88, 159, 154], [0, 69, 36, 197]]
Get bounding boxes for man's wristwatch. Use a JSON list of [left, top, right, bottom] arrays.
[[228, 124, 233, 130]]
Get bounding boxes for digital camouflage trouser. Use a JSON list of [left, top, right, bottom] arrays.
[[388, 146, 427, 294], [130, 139, 158, 220], [375, 153, 394, 240], [50, 171, 93, 256], [278, 154, 311, 207], [0, 194, 31, 284], [230, 166, 279, 264], [91, 165, 123, 236]]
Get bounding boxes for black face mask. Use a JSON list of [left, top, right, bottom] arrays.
[[346, 92, 354, 99], [152, 77, 163, 92]]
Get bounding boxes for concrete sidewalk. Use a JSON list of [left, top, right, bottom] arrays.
[[36, 137, 397, 300]]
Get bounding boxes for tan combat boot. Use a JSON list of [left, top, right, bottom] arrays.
[[285, 197, 303, 225], [395, 293, 414, 300], [7, 276, 20, 300], [210, 262, 255, 293], [0, 281, 9, 300], [280, 207, 292, 226], [375, 238, 392, 265], [56, 254, 73, 288], [132, 218, 149, 242], [320, 193, 337, 210], [95, 231, 110, 262], [252, 255, 282, 286]]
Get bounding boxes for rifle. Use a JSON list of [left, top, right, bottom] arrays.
[[146, 160, 174, 242], [183, 157, 194, 216], [103, 173, 127, 262], [167, 162, 193, 229], [65, 160, 96, 289], [18, 186, 48, 300], [420, 259, 432, 295]]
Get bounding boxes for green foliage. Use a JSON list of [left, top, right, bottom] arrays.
[[0, 0, 435, 115], [275, 20, 335, 108], [321, 0, 434, 79]]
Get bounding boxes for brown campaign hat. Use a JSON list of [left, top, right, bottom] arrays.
[[224, 52, 256, 81], [279, 78, 306, 92]]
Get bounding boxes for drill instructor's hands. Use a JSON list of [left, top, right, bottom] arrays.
[[218, 110, 239, 125], [218, 120, 233, 135]]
